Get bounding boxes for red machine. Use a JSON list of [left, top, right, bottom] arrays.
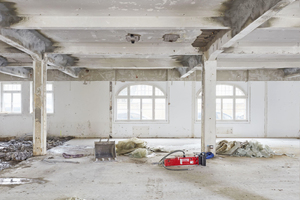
[[159, 150, 207, 171], [164, 156, 200, 166]]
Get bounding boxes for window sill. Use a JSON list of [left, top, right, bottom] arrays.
[[0, 113, 23, 115]]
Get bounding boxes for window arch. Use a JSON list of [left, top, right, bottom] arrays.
[[197, 84, 247, 121], [116, 84, 167, 121]]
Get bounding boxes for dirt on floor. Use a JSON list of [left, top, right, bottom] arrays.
[[0, 135, 74, 171]]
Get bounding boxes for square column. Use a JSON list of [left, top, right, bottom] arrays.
[[201, 60, 217, 154], [33, 57, 47, 155]]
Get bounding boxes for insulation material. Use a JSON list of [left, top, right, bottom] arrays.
[[216, 140, 276, 158], [130, 148, 148, 158], [116, 138, 147, 155]]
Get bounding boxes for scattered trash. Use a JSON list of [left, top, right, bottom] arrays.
[[216, 140, 278, 158], [116, 138, 147, 155], [62, 153, 84, 159], [0, 135, 74, 171], [65, 197, 86, 200], [42, 158, 80, 164], [149, 146, 169, 153], [0, 178, 45, 185]]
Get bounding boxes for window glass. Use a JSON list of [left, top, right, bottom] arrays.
[[222, 99, 233, 120], [142, 99, 152, 120], [116, 85, 166, 121], [12, 93, 21, 113], [197, 99, 202, 120], [118, 88, 127, 96], [3, 84, 21, 91], [197, 85, 247, 121], [130, 85, 152, 96], [46, 84, 53, 91], [236, 88, 245, 96], [216, 85, 233, 96], [236, 99, 246, 120], [155, 99, 166, 120], [117, 99, 127, 120], [46, 93, 54, 113], [3, 93, 11, 112], [216, 98, 222, 120], [155, 88, 164, 96], [130, 99, 140, 120]]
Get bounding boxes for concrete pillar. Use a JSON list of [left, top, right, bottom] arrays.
[[201, 60, 217, 154], [33, 57, 47, 155]]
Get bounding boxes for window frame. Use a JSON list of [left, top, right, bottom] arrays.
[[114, 83, 168, 123], [196, 84, 249, 123], [30, 82, 55, 114], [0, 82, 22, 114]]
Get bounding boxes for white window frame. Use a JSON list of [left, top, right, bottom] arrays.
[[30, 82, 54, 114], [0, 82, 22, 114], [196, 84, 249, 123], [114, 84, 168, 123]]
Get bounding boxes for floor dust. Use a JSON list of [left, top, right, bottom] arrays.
[[0, 138, 298, 200]]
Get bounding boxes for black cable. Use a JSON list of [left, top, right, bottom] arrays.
[[158, 150, 189, 171]]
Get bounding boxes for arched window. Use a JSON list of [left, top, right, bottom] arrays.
[[197, 84, 247, 121], [116, 84, 166, 121]]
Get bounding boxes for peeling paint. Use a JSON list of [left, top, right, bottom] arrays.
[[217, 0, 280, 35], [1, 29, 53, 54], [0, 56, 7, 66], [0, 2, 21, 27]]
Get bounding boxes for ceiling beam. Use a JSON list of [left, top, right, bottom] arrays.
[[173, 0, 295, 79], [12, 16, 228, 30], [52, 43, 200, 56], [0, 29, 80, 78], [0, 66, 31, 78], [76, 58, 182, 69], [203, 0, 295, 61], [217, 61, 300, 69], [223, 44, 300, 54]]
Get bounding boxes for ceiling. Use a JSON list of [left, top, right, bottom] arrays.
[[0, 0, 299, 77]]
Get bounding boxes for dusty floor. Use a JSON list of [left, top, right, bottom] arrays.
[[0, 138, 299, 200]]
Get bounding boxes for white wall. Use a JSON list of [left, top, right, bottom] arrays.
[[0, 81, 299, 138], [113, 81, 300, 138], [0, 81, 110, 138], [267, 82, 300, 137], [112, 81, 194, 138]]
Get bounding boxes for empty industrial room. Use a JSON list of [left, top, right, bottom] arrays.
[[0, 0, 299, 200]]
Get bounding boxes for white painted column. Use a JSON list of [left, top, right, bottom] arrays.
[[33, 57, 47, 155], [201, 61, 217, 154]]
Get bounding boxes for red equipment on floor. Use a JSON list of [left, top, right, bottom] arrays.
[[158, 150, 208, 171]]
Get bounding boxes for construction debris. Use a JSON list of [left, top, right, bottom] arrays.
[[216, 140, 276, 158], [130, 148, 149, 158], [116, 138, 147, 155], [0, 136, 74, 171]]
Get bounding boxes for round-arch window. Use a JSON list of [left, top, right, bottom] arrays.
[[116, 85, 166, 121], [197, 84, 247, 121]]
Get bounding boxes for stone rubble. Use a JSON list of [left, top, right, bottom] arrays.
[[0, 136, 74, 170]]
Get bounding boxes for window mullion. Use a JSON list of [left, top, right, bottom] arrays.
[[140, 98, 142, 120], [127, 86, 130, 120], [221, 97, 223, 120]]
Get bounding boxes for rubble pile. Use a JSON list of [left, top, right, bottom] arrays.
[[0, 136, 74, 164], [216, 140, 276, 158]]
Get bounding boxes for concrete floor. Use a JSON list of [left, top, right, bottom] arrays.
[[0, 138, 299, 200]]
